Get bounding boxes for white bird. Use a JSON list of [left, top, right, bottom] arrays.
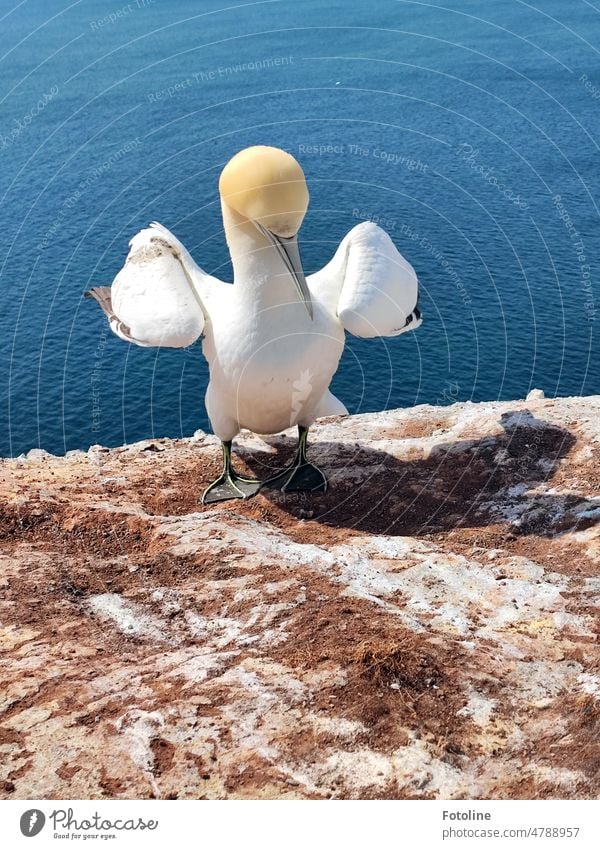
[[86, 145, 422, 503]]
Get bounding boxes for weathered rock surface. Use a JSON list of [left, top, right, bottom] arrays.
[[0, 395, 598, 799]]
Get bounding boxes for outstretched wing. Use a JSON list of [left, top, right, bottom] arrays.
[[86, 222, 223, 348], [309, 221, 421, 338]]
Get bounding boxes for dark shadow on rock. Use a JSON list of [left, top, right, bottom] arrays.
[[241, 409, 599, 538]]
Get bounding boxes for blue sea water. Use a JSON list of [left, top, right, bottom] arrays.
[[0, 0, 598, 457]]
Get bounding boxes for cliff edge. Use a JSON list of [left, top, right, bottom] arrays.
[[0, 395, 598, 799]]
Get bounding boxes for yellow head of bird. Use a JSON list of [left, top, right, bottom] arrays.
[[219, 145, 309, 237]]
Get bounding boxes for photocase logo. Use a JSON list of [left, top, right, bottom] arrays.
[[20, 810, 46, 837]]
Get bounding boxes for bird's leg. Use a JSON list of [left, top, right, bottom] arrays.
[[263, 426, 327, 493], [202, 440, 261, 504]]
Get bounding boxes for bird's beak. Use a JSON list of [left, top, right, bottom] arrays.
[[255, 223, 313, 319]]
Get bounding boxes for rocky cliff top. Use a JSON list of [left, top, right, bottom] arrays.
[[0, 394, 599, 799]]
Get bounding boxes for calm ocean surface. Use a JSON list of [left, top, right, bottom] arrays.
[[1, 0, 598, 456]]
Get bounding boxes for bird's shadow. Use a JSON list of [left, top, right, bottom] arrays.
[[240, 409, 599, 538]]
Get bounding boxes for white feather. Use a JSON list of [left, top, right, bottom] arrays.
[[111, 226, 208, 348], [310, 221, 420, 338]]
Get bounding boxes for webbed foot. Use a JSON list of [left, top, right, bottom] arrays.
[[263, 461, 327, 493], [202, 472, 261, 504], [262, 425, 327, 493], [201, 440, 261, 504]]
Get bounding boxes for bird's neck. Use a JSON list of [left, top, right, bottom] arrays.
[[221, 202, 301, 312]]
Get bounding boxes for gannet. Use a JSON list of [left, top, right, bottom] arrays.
[[86, 145, 422, 503]]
